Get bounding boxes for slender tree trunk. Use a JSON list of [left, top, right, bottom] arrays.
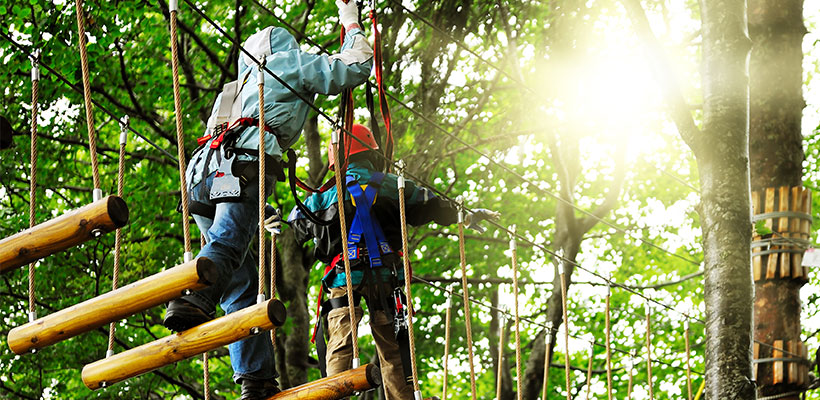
[[748, 0, 807, 398], [697, 1, 755, 398], [278, 228, 311, 388]]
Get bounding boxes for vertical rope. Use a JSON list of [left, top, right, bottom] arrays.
[[203, 352, 210, 400], [397, 163, 421, 397], [496, 310, 506, 400], [270, 234, 278, 347], [645, 299, 654, 400], [332, 131, 360, 364], [509, 228, 522, 400], [541, 324, 552, 400], [457, 211, 478, 400], [685, 319, 693, 400], [107, 117, 128, 357], [558, 262, 570, 400], [584, 342, 593, 400], [605, 280, 613, 400], [73, 0, 101, 193], [442, 288, 453, 400], [168, 0, 192, 258], [200, 233, 210, 400], [28, 54, 39, 323], [257, 62, 267, 304]]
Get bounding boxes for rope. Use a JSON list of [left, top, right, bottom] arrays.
[[257, 62, 267, 303], [331, 132, 360, 364], [585, 343, 594, 400], [457, 213, 478, 400], [645, 300, 655, 400], [28, 54, 39, 322], [442, 288, 452, 400], [73, 0, 101, 192], [558, 262, 570, 400], [685, 320, 693, 400], [107, 116, 128, 357], [542, 325, 552, 400], [270, 234, 277, 347], [605, 282, 613, 400], [509, 228, 522, 400], [496, 310, 506, 400], [397, 164, 421, 395], [626, 358, 634, 400], [168, 2, 192, 258], [203, 352, 210, 400]]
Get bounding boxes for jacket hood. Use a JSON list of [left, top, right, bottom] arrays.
[[238, 26, 299, 76]]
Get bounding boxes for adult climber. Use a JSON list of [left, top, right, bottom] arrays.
[[287, 124, 499, 400], [161, 2, 373, 399]]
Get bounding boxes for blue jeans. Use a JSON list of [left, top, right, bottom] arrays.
[[184, 171, 276, 383]]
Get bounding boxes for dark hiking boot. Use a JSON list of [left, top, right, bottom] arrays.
[[162, 299, 213, 332], [239, 378, 280, 400]]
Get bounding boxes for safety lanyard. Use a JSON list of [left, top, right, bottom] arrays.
[[346, 173, 392, 267]]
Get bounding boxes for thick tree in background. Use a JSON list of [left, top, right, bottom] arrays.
[[749, 0, 808, 398]]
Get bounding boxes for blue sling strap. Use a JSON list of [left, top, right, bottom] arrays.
[[345, 173, 393, 268]]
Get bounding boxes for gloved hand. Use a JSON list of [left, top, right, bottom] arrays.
[[263, 204, 282, 235], [336, 0, 359, 28], [464, 208, 501, 234]]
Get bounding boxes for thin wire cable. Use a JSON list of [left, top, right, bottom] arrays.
[[332, 134, 360, 364], [685, 320, 693, 400], [585, 342, 594, 400], [107, 117, 128, 356], [258, 62, 267, 303], [645, 299, 655, 400], [442, 288, 452, 400], [457, 213, 479, 400], [181, 0, 705, 332], [542, 326, 552, 400], [28, 54, 39, 322], [397, 164, 421, 394], [559, 263, 570, 400], [496, 310, 506, 400], [168, 3, 193, 257], [510, 228, 523, 400], [605, 282, 613, 400], [74, 0, 101, 191]]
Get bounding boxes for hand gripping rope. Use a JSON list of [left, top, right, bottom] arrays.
[[457, 205, 478, 400], [28, 51, 40, 324], [73, 0, 103, 201], [107, 116, 129, 358], [396, 162, 422, 400]]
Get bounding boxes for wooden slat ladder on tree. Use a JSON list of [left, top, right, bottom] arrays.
[[750, 186, 812, 391], [81, 298, 287, 389], [0, 196, 129, 273], [7, 258, 218, 354]]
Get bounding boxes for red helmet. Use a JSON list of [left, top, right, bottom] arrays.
[[328, 124, 379, 170]]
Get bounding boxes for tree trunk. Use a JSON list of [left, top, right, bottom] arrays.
[[697, 0, 755, 398], [748, 0, 807, 398], [278, 228, 312, 388]]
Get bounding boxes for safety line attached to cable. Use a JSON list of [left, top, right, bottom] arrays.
[[73, 0, 102, 198], [397, 162, 422, 398]]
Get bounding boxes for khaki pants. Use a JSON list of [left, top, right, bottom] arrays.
[[325, 287, 414, 400]]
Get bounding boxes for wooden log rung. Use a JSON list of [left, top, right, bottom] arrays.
[[7, 258, 218, 354], [266, 364, 382, 400], [82, 298, 282, 390], [0, 196, 129, 274]]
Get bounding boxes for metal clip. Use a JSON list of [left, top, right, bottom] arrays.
[[257, 55, 266, 84], [119, 116, 129, 146], [352, 357, 361, 369], [169, 0, 178, 13], [30, 50, 40, 82], [93, 188, 103, 202], [509, 225, 516, 251], [184, 251, 193, 263], [256, 293, 266, 304], [396, 160, 406, 189]]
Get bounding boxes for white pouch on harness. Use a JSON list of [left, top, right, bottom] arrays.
[[210, 152, 241, 202]]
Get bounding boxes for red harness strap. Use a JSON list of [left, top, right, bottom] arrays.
[[369, 9, 394, 166]]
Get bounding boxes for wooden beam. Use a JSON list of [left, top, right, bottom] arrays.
[[0, 195, 129, 273], [8, 257, 217, 354], [267, 364, 382, 400], [82, 298, 281, 390]]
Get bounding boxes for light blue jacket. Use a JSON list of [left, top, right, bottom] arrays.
[[187, 26, 373, 187]]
